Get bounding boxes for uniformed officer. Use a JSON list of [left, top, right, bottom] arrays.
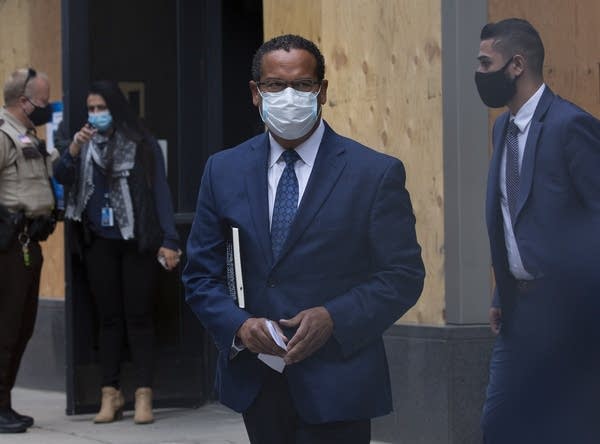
[[0, 68, 57, 434]]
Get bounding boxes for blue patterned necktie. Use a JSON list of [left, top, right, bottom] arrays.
[[271, 150, 300, 258], [505, 120, 520, 222]]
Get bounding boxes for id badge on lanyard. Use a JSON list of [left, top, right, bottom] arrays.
[[101, 192, 114, 227]]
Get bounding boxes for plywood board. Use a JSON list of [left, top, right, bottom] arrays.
[[0, 0, 64, 299], [263, 0, 445, 325], [488, 0, 600, 118], [263, 0, 322, 44]]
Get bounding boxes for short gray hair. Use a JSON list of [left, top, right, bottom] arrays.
[[3, 68, 48, 106]]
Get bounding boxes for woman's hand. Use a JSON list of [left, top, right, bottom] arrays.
[[157, 247, 182, 271], [69, 124, 96, 157]]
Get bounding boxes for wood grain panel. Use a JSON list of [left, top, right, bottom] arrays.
[[263, 0, 445, 324], [263, 0, 322, 43], [0, 1, 33, 80], [40, 223, 64, 299], [0, 0, 64, 299], [488, 0, 600, 118]]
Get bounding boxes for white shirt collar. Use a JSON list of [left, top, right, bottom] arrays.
[[511, 83, 546, 131], [268, 120, 324, 168]]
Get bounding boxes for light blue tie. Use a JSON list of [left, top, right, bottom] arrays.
[[271, 150, 300, 258], [505, 120, 520, 222]]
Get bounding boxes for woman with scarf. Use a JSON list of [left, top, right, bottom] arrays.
[[54, 81, 180, 425]]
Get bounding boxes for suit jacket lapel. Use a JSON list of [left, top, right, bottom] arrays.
[[514, 87, 554, 222], [486, 113, 509, 232], [245, 134, 273, 266], [273, 123, 347, 265]]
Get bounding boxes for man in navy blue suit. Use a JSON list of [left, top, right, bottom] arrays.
[[183, 34, 424, 443], [475, 19, 600, 443]]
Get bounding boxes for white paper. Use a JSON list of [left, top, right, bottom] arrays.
[[231, 227, 245, 308], [158, 139, 168, 175], [258, 320, 287, 373]]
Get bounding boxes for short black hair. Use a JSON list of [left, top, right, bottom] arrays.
[[480, 18, 545, 76], [251, 34, 325, 81]]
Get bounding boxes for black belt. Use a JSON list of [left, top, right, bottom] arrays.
[[13, 213, 55, 242], [14, 216, 37, 233]]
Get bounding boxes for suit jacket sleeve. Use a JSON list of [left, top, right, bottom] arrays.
[[564, 112, 600, 210], [324, 159, 425, 358], [182, 156, 251, 352]]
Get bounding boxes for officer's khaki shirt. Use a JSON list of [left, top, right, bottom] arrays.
[[0, 107, 58, 217]]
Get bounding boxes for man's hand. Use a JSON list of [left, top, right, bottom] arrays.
[[279, 306, 333, 365], [236, 318, 287, 356], [489, 307, 502, 335]]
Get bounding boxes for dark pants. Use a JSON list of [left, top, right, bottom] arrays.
[[84, 237, 158, 388], [0, 238, 42, 409], [243, 369, 371, 444], [482, 279, 600, 444]]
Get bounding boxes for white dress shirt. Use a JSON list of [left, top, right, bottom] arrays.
[[499, 83, 545, 280], [267, 120, 324, 227]]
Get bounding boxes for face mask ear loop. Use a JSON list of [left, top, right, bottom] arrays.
[[314, 86, 322, 119], [258, 94, 268, 124], [257, 87, 268, 123]]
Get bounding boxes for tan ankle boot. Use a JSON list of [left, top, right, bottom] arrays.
[[93, 387, 124, 423], [134, 387, 154, 424]]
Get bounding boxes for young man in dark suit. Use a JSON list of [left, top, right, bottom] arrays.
[[183, 34, 425, 444], [475, 18, 600, 444]]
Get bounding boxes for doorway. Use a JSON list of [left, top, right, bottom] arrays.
[[61, 0, 263, 413]]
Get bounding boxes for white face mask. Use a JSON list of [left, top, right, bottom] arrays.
[[259, 87, 321, 140]]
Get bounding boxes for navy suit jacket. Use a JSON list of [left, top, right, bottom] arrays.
[[183, 122, 425, 423], [486, 87, 600, 310]]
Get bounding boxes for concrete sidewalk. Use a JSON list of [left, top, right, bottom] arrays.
[[4, 387, 249, 444], [5, 388, 391, 444]]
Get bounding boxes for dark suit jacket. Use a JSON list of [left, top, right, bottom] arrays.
[[486, 86, 600, 311], [183, 121, 425, 424]]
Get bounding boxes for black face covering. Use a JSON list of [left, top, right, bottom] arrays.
[[474, 57, 517, 108], [27, 102, 52, 126]]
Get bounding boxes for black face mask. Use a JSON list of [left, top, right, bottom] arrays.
[[26, 99, 52, 126], [474, 57, 517, 108]]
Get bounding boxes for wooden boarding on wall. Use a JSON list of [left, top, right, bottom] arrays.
[[40, 224, 65, 300], [263, 0, 445, 325], [489, 0, 600, 119], [0, 0, 64, 299], [263, 0, 322, 43]]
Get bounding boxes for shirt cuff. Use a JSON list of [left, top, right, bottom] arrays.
[[229, 335, 246, 360]]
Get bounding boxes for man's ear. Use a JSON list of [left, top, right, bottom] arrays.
[[318, 79, 328, 106], [511, 54, 526, 77], [249, 80, 260, 107], [17, 95, 29, 107]]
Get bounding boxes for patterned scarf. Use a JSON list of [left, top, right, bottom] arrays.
[[65, 130, 136, 239]]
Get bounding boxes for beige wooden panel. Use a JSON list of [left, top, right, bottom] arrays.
[[263, 0, 322, 43], [489, 0, 600, 118], [33, 0, 64, 299], [263, 0, 445, 324], [0, 0, 64, 299], [0, 1, 33, 78], [40, 223, 64, 299]]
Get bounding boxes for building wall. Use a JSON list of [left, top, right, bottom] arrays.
[[0, 0, 64, 299], [263, 0, 446, 325], [488, 0, 600, 121], [3, 0, 597, 315]]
